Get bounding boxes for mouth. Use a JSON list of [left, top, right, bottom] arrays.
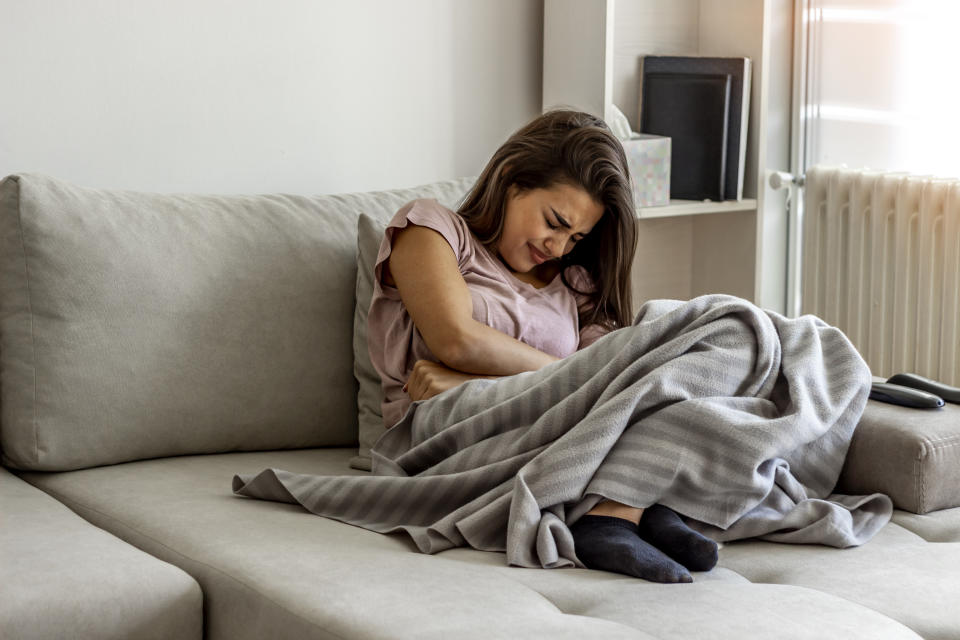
[[528, 243, 550, 265]]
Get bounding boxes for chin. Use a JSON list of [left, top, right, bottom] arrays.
[[498, 251, 526, 273], [519, 255, 539, 273]]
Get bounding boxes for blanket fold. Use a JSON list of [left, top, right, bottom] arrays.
[[234, 294, 893, 569]]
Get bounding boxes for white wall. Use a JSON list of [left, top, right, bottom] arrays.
[[0, 0, 543, 194]]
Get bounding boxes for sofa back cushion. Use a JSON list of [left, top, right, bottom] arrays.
[[0, 173, 472, 471]]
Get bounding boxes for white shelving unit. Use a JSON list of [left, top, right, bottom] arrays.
[[637, 198, 758, 219], [543, 0, 792, 314]]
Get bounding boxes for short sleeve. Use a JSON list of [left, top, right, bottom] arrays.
[[372, 199, 473, 299]]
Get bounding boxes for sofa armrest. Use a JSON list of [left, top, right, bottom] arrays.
[[836, 399, 960, 514]]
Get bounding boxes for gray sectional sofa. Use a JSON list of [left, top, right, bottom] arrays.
[[1, 172, 959, 640]]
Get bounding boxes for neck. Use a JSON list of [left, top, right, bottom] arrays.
[[512, 262, 561, 289]]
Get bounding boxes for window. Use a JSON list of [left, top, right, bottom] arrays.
[[803, 0, 960, 178]]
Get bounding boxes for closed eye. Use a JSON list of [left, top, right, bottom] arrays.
[[545, 216, 586, 244]]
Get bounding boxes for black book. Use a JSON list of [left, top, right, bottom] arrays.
[[640, 56, 751, 200], [640, 71, 730, 201]]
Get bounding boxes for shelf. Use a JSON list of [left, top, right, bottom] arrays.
[[635, 198, 757, 219], [542, 0, 789, 312]]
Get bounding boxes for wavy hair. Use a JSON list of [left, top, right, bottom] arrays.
[[457, 109, 637, 329]]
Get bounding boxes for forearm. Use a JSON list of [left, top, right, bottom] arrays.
[[442, 319, 559, 376]]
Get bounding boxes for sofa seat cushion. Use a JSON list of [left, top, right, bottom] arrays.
[[717, 523, 960, 640], [0, 467, 201, 640], [892, 506, 960, 542], [17, 449, 930, 639]]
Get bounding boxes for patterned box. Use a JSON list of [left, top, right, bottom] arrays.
[[622, 134, 670, 207]]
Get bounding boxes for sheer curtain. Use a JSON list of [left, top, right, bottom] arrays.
[[802, 0, 960, 178]]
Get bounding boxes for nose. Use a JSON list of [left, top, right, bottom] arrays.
[[544, 235, 569, 258], [543, 237, 562, 258]]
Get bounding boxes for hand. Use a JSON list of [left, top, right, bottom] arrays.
[[404, 360, 484, 402]]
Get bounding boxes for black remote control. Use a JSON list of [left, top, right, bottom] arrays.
[[870, 382, 944, 409], [887, 373, 960, 404]]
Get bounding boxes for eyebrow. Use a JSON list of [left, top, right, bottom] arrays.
[[550, 208, 572, 229], [551, 207, 588, 239]]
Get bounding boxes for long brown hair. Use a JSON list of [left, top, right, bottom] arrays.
[[458, 109, 637, 329]]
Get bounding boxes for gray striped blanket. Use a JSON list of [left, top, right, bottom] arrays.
[[233, 294, 893, 569]]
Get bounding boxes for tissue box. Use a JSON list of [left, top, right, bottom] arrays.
[[622, 134, 670, 207]]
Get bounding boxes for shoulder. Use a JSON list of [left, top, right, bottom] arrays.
[[392, 198, 465, 231], [376, 199, 476, 278], [389, 199, 472, 252]]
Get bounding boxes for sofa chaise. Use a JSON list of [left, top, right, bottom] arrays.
[[1, 172, 959, 639]]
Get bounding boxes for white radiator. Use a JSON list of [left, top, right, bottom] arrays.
[[802, 166, 960, 386]]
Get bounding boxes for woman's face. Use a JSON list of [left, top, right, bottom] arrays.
[[497, 183, 604, 274]]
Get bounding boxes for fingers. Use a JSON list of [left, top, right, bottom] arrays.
[[406, 360, 452, 401], [415, 369, 437, 401], [411, 374, 428, 401], [406, 360, 432, 401]]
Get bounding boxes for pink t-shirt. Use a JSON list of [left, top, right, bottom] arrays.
[[367, 199, 607, 428]]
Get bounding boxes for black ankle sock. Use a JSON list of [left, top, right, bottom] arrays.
[[637, 504, 718, 572], [569, 515, 692, 583]]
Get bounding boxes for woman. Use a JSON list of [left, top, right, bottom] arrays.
[[235, 110, 887, 579], [366, 109, 718, 583]]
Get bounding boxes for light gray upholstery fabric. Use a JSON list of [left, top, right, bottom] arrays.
[[0, 173, 471, 471], [0, 173, 360, 469], [718, 523, 960, 640], [349, 183, 474, 471], [17, 449, 939, 639], [0, 467, 201, 640], [893, 506, 960, 542], [836, 400, 960, 513], [351, 214, 389, 471]]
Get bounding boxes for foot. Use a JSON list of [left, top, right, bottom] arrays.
[[637, 504, 718, 572], [570, 515, 692, 583]]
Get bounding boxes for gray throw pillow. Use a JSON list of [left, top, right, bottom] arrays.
[[350, 214, 390, 470]]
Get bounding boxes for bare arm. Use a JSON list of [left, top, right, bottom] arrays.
[[385, 225, 559, 376]]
